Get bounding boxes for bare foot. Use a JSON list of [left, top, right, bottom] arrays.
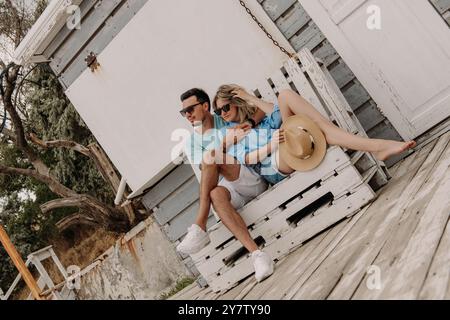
[[373, 140, 417, 161]]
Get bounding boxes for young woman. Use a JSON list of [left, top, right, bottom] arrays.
[[213, 84, 417, 184]]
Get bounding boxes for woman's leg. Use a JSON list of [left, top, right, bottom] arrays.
[[277, 90, 416, 161]]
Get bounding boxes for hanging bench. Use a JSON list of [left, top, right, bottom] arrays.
[[188, 48, 389, 293]]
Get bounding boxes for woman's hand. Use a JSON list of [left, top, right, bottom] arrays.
[[231, 88, 255, 103], [271, 129, 285, 151]]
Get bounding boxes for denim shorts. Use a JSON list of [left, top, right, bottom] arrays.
[[251, 153, 287, 185]]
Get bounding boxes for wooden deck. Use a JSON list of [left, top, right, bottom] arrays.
[[170, 132, 450, 300]]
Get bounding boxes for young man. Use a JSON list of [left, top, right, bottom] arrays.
[[177, 88, 274, 282]]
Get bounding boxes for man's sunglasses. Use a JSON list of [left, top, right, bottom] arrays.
[[180, 102, 203, 117], [214, 103, 231, 116]]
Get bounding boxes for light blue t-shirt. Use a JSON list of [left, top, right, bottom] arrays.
[[223, 105, 282, 165], [184, 114, 226, 166]]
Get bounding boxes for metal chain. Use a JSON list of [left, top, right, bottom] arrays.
[[238, 0, 296, 59]]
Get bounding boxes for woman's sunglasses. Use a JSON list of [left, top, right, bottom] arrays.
[[179, 102, 202, 117], [214, 103, 231, 116]]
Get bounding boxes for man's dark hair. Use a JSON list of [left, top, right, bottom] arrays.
[[180, 88, 211, 111]]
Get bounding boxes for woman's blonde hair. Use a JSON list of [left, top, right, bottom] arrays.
[[213, 84, 257, 124]]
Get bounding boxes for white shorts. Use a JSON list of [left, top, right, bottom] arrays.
[[218, 165, 268, 210]]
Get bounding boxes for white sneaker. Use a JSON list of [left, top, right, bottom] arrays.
[[251, 250, 274, 282], [176, 224, 210, 255]]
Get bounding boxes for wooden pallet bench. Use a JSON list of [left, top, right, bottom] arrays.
[[191, 146, 375, 292]]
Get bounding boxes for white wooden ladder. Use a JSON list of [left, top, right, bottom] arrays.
[[1, 245, 75, 300]]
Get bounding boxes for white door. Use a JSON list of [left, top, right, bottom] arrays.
[[299, 0, 450, 139]]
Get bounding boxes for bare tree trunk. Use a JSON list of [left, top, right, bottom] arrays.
[[88, 143, 136, 224]]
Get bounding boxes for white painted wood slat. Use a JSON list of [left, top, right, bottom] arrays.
[[283, 58, 330, 118]]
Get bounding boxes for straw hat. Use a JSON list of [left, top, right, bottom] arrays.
[[279, 115, 327, 171]]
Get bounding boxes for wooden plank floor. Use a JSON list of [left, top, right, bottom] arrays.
[[170, 132, 450, 300]]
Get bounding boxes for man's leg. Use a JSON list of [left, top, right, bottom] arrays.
[[177, 153, 241, 255], [210, 181, 274, 282], [195, 154, 241, 231], [209, 186, 259, 252]]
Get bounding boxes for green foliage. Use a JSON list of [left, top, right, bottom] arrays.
[[159, 277, 196, 300]]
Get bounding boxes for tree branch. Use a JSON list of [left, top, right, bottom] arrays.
[[29, 133, 92, 157], [0, 164, 77, 198], [40, 193, 122, 220], [40, 196, 88, 214], [44, 194, 130, 232], [55, 213, 97, 232]]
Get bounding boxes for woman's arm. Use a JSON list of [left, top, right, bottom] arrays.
[[232, 103, 267, 131], [250, 109, 267, 127], [201, 128, 249, 166], [244, 129, 285, 165], [245, 142, 272, 165], [232, 88, 274, 114]]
